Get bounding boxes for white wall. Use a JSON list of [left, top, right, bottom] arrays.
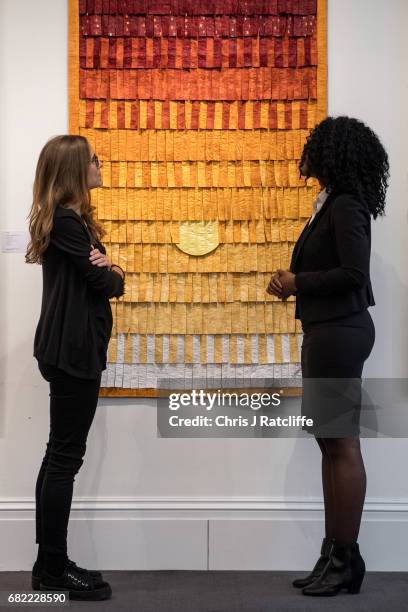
[[0, 0, 407, 571]]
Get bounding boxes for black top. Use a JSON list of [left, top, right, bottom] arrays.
[[33, 206, 125, 379], [290, 191, 375, 326]]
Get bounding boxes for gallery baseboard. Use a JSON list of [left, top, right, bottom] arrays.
[[1, 496, 407, 571]]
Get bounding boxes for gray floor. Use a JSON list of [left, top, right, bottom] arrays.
[[1, 571, 408, 611]]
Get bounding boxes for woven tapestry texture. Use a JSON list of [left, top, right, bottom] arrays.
[[68, 0, 327, 392]]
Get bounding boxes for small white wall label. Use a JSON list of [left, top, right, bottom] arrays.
[[1, 231, 30, 253]]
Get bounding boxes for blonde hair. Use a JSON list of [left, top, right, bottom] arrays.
[[25, 135, 105, 264]]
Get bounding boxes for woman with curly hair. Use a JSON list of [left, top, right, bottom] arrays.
[[267, 116, 389, 597], [26, 135, 125, 600]]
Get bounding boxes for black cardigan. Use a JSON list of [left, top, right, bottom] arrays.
[[33, 206, 125, 379], [290, 191, 375, 326]]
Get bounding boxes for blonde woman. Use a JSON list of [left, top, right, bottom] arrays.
[[26, 135, 125, 600]]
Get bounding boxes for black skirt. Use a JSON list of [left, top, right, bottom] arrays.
[[300, 309, 375, 437]]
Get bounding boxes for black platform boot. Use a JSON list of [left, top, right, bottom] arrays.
[[292, 537, 334, 588], [302, 540, 365, 596]]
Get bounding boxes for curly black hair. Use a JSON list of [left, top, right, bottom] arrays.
[[299, 116, 389, 219]]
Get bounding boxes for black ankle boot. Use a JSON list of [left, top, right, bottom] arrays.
[[292, 537, 334, 588], [302, 540, 365, 596]]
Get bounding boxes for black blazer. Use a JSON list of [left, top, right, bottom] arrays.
[[290, 190, 375, 326], [34, 206, 125, 379]]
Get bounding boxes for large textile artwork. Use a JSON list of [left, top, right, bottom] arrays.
[[69, 0, 327, 394]]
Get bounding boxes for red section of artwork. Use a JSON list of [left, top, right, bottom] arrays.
[[222, 103, 230, 130], [81, 15, 316, 38], [78, 0, 319, 143], [81, 0, 318, 15]]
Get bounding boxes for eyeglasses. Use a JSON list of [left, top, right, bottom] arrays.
[[90, 153, 102, 169]]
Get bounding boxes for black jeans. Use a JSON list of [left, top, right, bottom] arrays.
[[35, 361, 101, 557]]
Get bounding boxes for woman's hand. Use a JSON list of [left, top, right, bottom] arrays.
[[89, 247, 111, 268], [110, 264, 125, 279], [266, 271, 283, 298], [266, 269, 297, 300], [276, 269, 297, 300]]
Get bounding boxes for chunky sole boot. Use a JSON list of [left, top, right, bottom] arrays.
[[302, 541, 365, 597], [292, 537, 334, 588], [39, 564, 112, 601], [32, 559, 103, 590]]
